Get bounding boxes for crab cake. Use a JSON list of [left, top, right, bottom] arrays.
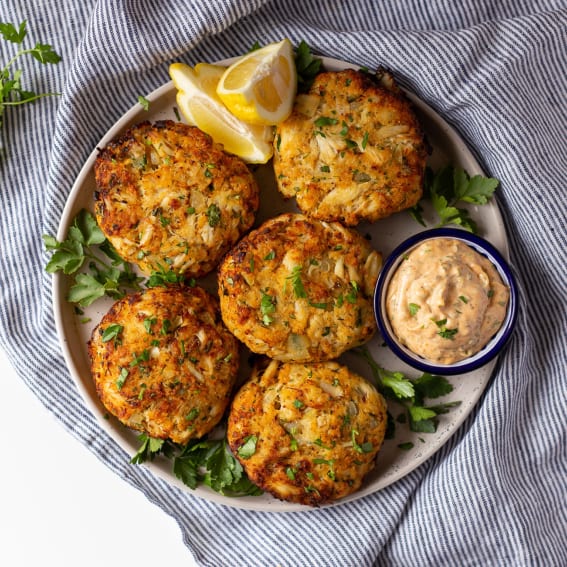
[[273, 69, 428, 225], [227, 359, 388, 506], [88, 285, 239, 445], [218, 213, 381, 362], [94, 120, 260, 278]]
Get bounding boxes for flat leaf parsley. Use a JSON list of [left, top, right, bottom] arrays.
[[43, 209, 143, 306], [410, 165, 499, 233], [131, 434, 262, 496], [355, 346, 461, 436], [1, 20, 61, 139]]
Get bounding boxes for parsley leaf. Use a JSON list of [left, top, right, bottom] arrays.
[[146, 264, 186, 287], [286, 265, 307, 299], [173, 439, 262, 496], [410, 165, 499, 233], [206, 203, 221, 227], [294, 40, 322, 93], [130, 433, 174, 464], [137, 95, 149, 110], [130, 433, 262, 497], [1, 21, 61, 137], [408, 303, 421, 316], [413, 373, 454, 399], [355, 346, 460, 436], [237, 435, 258, 459], [43, 209, 143, 306], [260, 291, 276, 325]]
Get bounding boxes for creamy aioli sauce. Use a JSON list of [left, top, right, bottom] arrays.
[[386, 238, 509, 364]]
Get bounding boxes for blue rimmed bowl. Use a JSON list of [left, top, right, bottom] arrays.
[[374, 228, 518, 375]]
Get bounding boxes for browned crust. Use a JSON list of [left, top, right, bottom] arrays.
[[88, 285, 239, 444], [227, 359, 388, 506], [273, 69, 428, 225], [94, 120, 259, 278]]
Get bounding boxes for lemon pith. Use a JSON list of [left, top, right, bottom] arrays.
[[168, 62, 274, 164]]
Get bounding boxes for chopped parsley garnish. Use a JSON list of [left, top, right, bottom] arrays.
[[286, 266, 307, 299], [438, 327, 458, 339], [116, 367, 129, 389], [206, 203, 221, 227], [260, 291, 276, 325], [186, 408, 199, 421], [144, 317, 157, 334], [434, 319, 458, 339], [137, 95, 150, 110], [346, 281, 359, 304], [314, 116, 338, 128], [101, 323, 123, 343], [146, 264, 185, 287], [130, 349, 150, 367], [408, 303, 421, 316], [351, 429, 373, 453], [237, 435, 258, 459]]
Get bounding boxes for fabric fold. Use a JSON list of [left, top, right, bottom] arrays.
[[1, 1, 565, 565]]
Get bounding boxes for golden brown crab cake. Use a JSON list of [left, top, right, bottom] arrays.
[[93, 120, 260, 278], [218, 213, 381, 362], [87, 285, 239, 445], [227, 359, 388, 506], [273, 68, 428, 226]]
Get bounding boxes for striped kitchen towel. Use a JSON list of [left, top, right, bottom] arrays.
[[1, 1, 565, 565]]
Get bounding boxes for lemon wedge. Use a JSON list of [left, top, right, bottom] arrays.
[[216, 39, 297, 126], [169, 62, 274, 163]]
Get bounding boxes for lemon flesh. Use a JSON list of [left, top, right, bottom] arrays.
[[169, 62, 274, 164], [216, 39, 297, 126]]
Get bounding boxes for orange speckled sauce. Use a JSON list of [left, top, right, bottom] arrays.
[[386, 238, 509, 364]]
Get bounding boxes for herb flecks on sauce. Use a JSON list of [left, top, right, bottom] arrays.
[[385, 238, 509, 364]]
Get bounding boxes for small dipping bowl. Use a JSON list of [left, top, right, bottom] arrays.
[[374, 228, 518, 375]]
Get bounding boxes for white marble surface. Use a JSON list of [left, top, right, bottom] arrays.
[[0, 348, 196, 567]]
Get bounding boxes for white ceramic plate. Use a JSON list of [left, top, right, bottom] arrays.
[[53, 56, 508, 512]]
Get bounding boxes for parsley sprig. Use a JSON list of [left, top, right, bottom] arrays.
[[43, 209, 194, 304], [294, 40, 322, 93], [131, 434, 262, 497], [1, 21, 61, 136], [410, 165, 499, 233], [356, 346, 461, 435], [43, 209, 143, 306]]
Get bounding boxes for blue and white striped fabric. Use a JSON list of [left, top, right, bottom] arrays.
[[1, 1, 566, 565]]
